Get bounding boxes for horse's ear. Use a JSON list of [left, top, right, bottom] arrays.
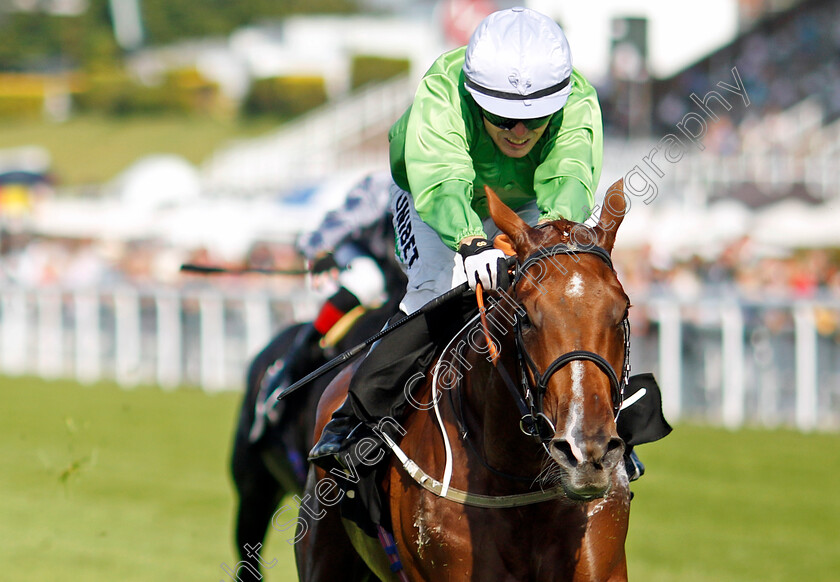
[[485, 185, 532, 252], [594, 178, 628, 254]]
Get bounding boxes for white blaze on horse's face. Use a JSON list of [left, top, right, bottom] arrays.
[[561, 360, 587, 463], [565, 272, 584, 298]]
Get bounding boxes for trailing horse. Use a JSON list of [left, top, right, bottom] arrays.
[[296, 178, 660, 581], [229, 299, 401, 580]]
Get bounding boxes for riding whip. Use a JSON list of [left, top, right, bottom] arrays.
[[276, 255, 517, 401], [179, 263, 309, 276]]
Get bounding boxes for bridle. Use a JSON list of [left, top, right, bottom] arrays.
[[490, 242, 632, 443], [381, 241, 633, 506]]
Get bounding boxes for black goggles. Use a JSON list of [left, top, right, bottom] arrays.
[[482, 110, 553, 130]]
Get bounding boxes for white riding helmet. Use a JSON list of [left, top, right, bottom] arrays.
[[463, 7, 573, 119]]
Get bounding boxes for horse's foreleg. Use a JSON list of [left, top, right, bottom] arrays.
[[231, 434, 285, 580], [605, 559, 629, 582], [578, 488, 630, 582], [295, 468, 374, 582]]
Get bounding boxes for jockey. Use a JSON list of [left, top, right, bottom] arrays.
[[310, 7, 644, 481], [262, 170, 401, 400]]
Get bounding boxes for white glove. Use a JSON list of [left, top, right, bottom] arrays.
[[458, 238, 509, 291]]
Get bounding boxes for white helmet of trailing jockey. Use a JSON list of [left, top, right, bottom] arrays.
[[463, 7, 573, 120]]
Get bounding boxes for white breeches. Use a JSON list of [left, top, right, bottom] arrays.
[[390, 185, 540, 314]]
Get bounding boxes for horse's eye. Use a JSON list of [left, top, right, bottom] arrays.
[[616, 304, 630, 326], [519, 313, 533, 329]]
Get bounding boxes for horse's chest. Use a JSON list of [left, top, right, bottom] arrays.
[[405, 500, 586, 580]]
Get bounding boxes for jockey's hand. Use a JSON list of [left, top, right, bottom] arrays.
[[458, 237, 509, 291]]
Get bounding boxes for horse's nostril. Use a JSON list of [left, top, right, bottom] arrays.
[[592, 437, 624, 465], [552, 439, 578, 467]]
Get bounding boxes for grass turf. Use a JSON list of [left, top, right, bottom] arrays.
[[0, 115, 278, 186], [627, 423, 840, 581], [1, 375, 838, 580], [0, 375, 296, 580]]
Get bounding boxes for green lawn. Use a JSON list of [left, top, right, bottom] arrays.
[[1, 375, 838, 581], [0, 115, 279, 186], [627, 424, 840, 581], [0, 375, 296, 581]]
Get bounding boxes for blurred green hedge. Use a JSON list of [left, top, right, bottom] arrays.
[[0, 74, 51, 118], [242, 75, 328, 118], [0, 94, 43, 118], [350, 54, 410, 90], [73, 68, 223, 117], [0, 58, 407, 121]]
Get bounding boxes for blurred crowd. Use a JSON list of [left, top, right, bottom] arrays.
[[680, 1, 838, 131], [3, 227, 840, 304], [601, 0, 840, 152], [616, 237, 840, 302], [616, 236, 840, 339], [0, 230, 303, 294]]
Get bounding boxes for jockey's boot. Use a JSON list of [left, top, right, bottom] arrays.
[[625, 448, 645, 482], [308, 397, 361, 467], [249, 324, 323, 443], [309, 291, 475, 471], [266, 324, 322, 397]]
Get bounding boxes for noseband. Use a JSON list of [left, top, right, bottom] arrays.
[[504, 243, 631, 442]]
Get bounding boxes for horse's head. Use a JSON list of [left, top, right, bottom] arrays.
[[487, 179, 630, 501]]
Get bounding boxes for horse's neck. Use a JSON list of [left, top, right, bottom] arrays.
[[459, 338, 545, 479]]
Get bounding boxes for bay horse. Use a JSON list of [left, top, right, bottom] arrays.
[[230, 296, 401, 580], [297, 178, 634, 581]]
